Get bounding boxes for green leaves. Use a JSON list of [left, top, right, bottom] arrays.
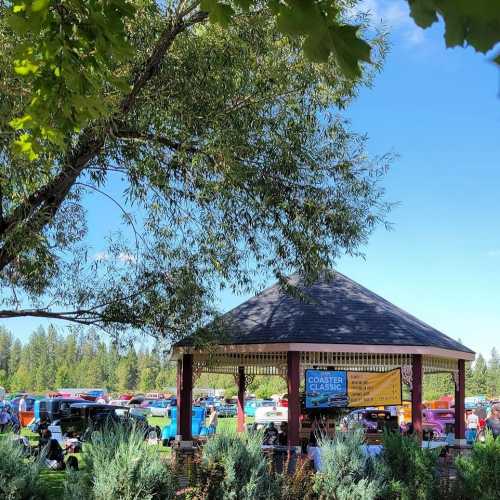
[[270, 0, 371, 74], [408, 0, 500, 55], [6, 0, 136, 158]]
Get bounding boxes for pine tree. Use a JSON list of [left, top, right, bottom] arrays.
[[471, 354, 488, 396]]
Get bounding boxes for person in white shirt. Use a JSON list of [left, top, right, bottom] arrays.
[[466, 410, 479, 443]]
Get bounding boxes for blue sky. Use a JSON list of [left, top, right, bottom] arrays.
[[2, 1, 499, 360]]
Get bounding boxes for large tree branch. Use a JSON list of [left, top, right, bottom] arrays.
[[0, 9, 208, 272]]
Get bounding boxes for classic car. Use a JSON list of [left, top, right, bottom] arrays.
[[148, 399, 170, 417], [252, 405, 288, 430], [422, 408, 455, 438], [161, 406, 214, 445], [244, 399, 276, 417], [217, 403, 237, 418], [343, 409, 398, 434], [33, 397, 83, 425]]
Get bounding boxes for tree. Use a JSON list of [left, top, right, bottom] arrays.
[[116, 348, 139, 391], [471, 354, 488, 396], [3, 1, 500, 158], [0, 4, 391, 344], [488, 347, 500, 398]]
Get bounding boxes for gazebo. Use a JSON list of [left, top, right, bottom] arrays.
[[172, 272, 475, 447]]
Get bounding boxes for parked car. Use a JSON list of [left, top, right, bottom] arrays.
[[422, 408, 455, 438], [218, 403, 237, 418], [33, 397, 83, 425], [252, 405, 288, 430], [148, 399, 170, 417], [343, 409, 398, 434], [161, 406, 214, 445], [244, 399, 276, 417]]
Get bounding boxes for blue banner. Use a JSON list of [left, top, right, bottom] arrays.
[[305, 369, 348, 408]]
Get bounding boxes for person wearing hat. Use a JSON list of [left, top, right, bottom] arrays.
[[486, 403, 500, 439]]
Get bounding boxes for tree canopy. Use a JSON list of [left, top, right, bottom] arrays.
[[3, 0, 499, 158], [1, 2, 390, 342]]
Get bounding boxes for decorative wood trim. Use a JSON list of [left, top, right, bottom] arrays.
[[172, 343, 474, 361]]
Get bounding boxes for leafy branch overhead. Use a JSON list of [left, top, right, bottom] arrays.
[[6, 0, 499, 160], [0, 3, 391, 340]]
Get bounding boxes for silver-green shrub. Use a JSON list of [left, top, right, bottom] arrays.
[[63, 424, 176, 500], [313, 429, 383, 500], [201, 431, 280, 500], [0, 436, 44, 500]]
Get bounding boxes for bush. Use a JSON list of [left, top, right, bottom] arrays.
[[313, 429, 383, 500], [454, 430, 500, 500], [279, 456, 315, 500], [63, 424, 176, 500], [378, 430, 440, 500], [201, 431, 279, 499], [0, 435, 44, 500]]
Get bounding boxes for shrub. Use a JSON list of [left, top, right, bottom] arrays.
[[279, 456, 315, 500], [378, 430, 439, 500], [63, 424, 176, 500], [454, 430, 500, 500], [201, 431, 279, 499], [313, 429, 383, 500], [0, 435, 44, 500]]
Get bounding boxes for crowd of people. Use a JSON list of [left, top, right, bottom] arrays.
[[466, 402, 500, 442], [0, 404, 20, 433]]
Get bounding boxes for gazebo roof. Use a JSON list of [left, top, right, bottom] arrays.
[[176, 272, 474, 358]]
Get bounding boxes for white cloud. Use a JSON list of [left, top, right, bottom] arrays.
[[353, 0, 426, 46], [118, 252, 136, 264], [93, 251, 109, 262], [487, 250, 500, 257]]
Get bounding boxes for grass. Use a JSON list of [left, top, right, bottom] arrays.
[[7, 415, 242, 498]]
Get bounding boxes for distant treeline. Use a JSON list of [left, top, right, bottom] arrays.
[[0, 325, 498, 400]]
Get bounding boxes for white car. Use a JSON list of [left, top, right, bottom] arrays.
[[148, 400, 170, 417], [253, 405, 288, 430]]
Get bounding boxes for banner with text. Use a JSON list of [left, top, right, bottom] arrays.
[[347, 369, 402, 408], [304, 368, 402, 409]]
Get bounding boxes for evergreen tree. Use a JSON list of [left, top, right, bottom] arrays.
[[488, 348, 500, 398], [471, 354, 488, 396]]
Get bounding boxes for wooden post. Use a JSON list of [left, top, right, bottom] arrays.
[[287, 351, 300, 448], [411, 354, 423, 440], [237, 366, 246, 433], [177, 353, 193, 441], [455, 359, 466, 444]]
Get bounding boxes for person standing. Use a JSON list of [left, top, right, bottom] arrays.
[[466, 409, 479, 443], [18, 395, 27, 412], [486, 403, 500, 439], [0, 407, 10, 433]]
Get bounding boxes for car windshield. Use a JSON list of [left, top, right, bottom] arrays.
[[365, 412, 389, 421]]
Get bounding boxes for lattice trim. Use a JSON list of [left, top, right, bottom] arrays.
[[301, 352, 413, 372], [423, 356, 458, 374], [192, 351, 459, 376]]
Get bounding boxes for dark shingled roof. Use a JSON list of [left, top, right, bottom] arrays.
[[177, 272, 474, 354]]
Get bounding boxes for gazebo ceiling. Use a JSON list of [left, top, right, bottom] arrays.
[[176, 272, 474, 359]]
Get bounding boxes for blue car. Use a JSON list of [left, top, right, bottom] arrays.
[[244, 399, 276, 417], [161, 406, 214, 445]]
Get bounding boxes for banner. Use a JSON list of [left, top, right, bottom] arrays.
[[347, 369, 402, 408], [304, 368, 402, 409], [305, 369, 348, 408]]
